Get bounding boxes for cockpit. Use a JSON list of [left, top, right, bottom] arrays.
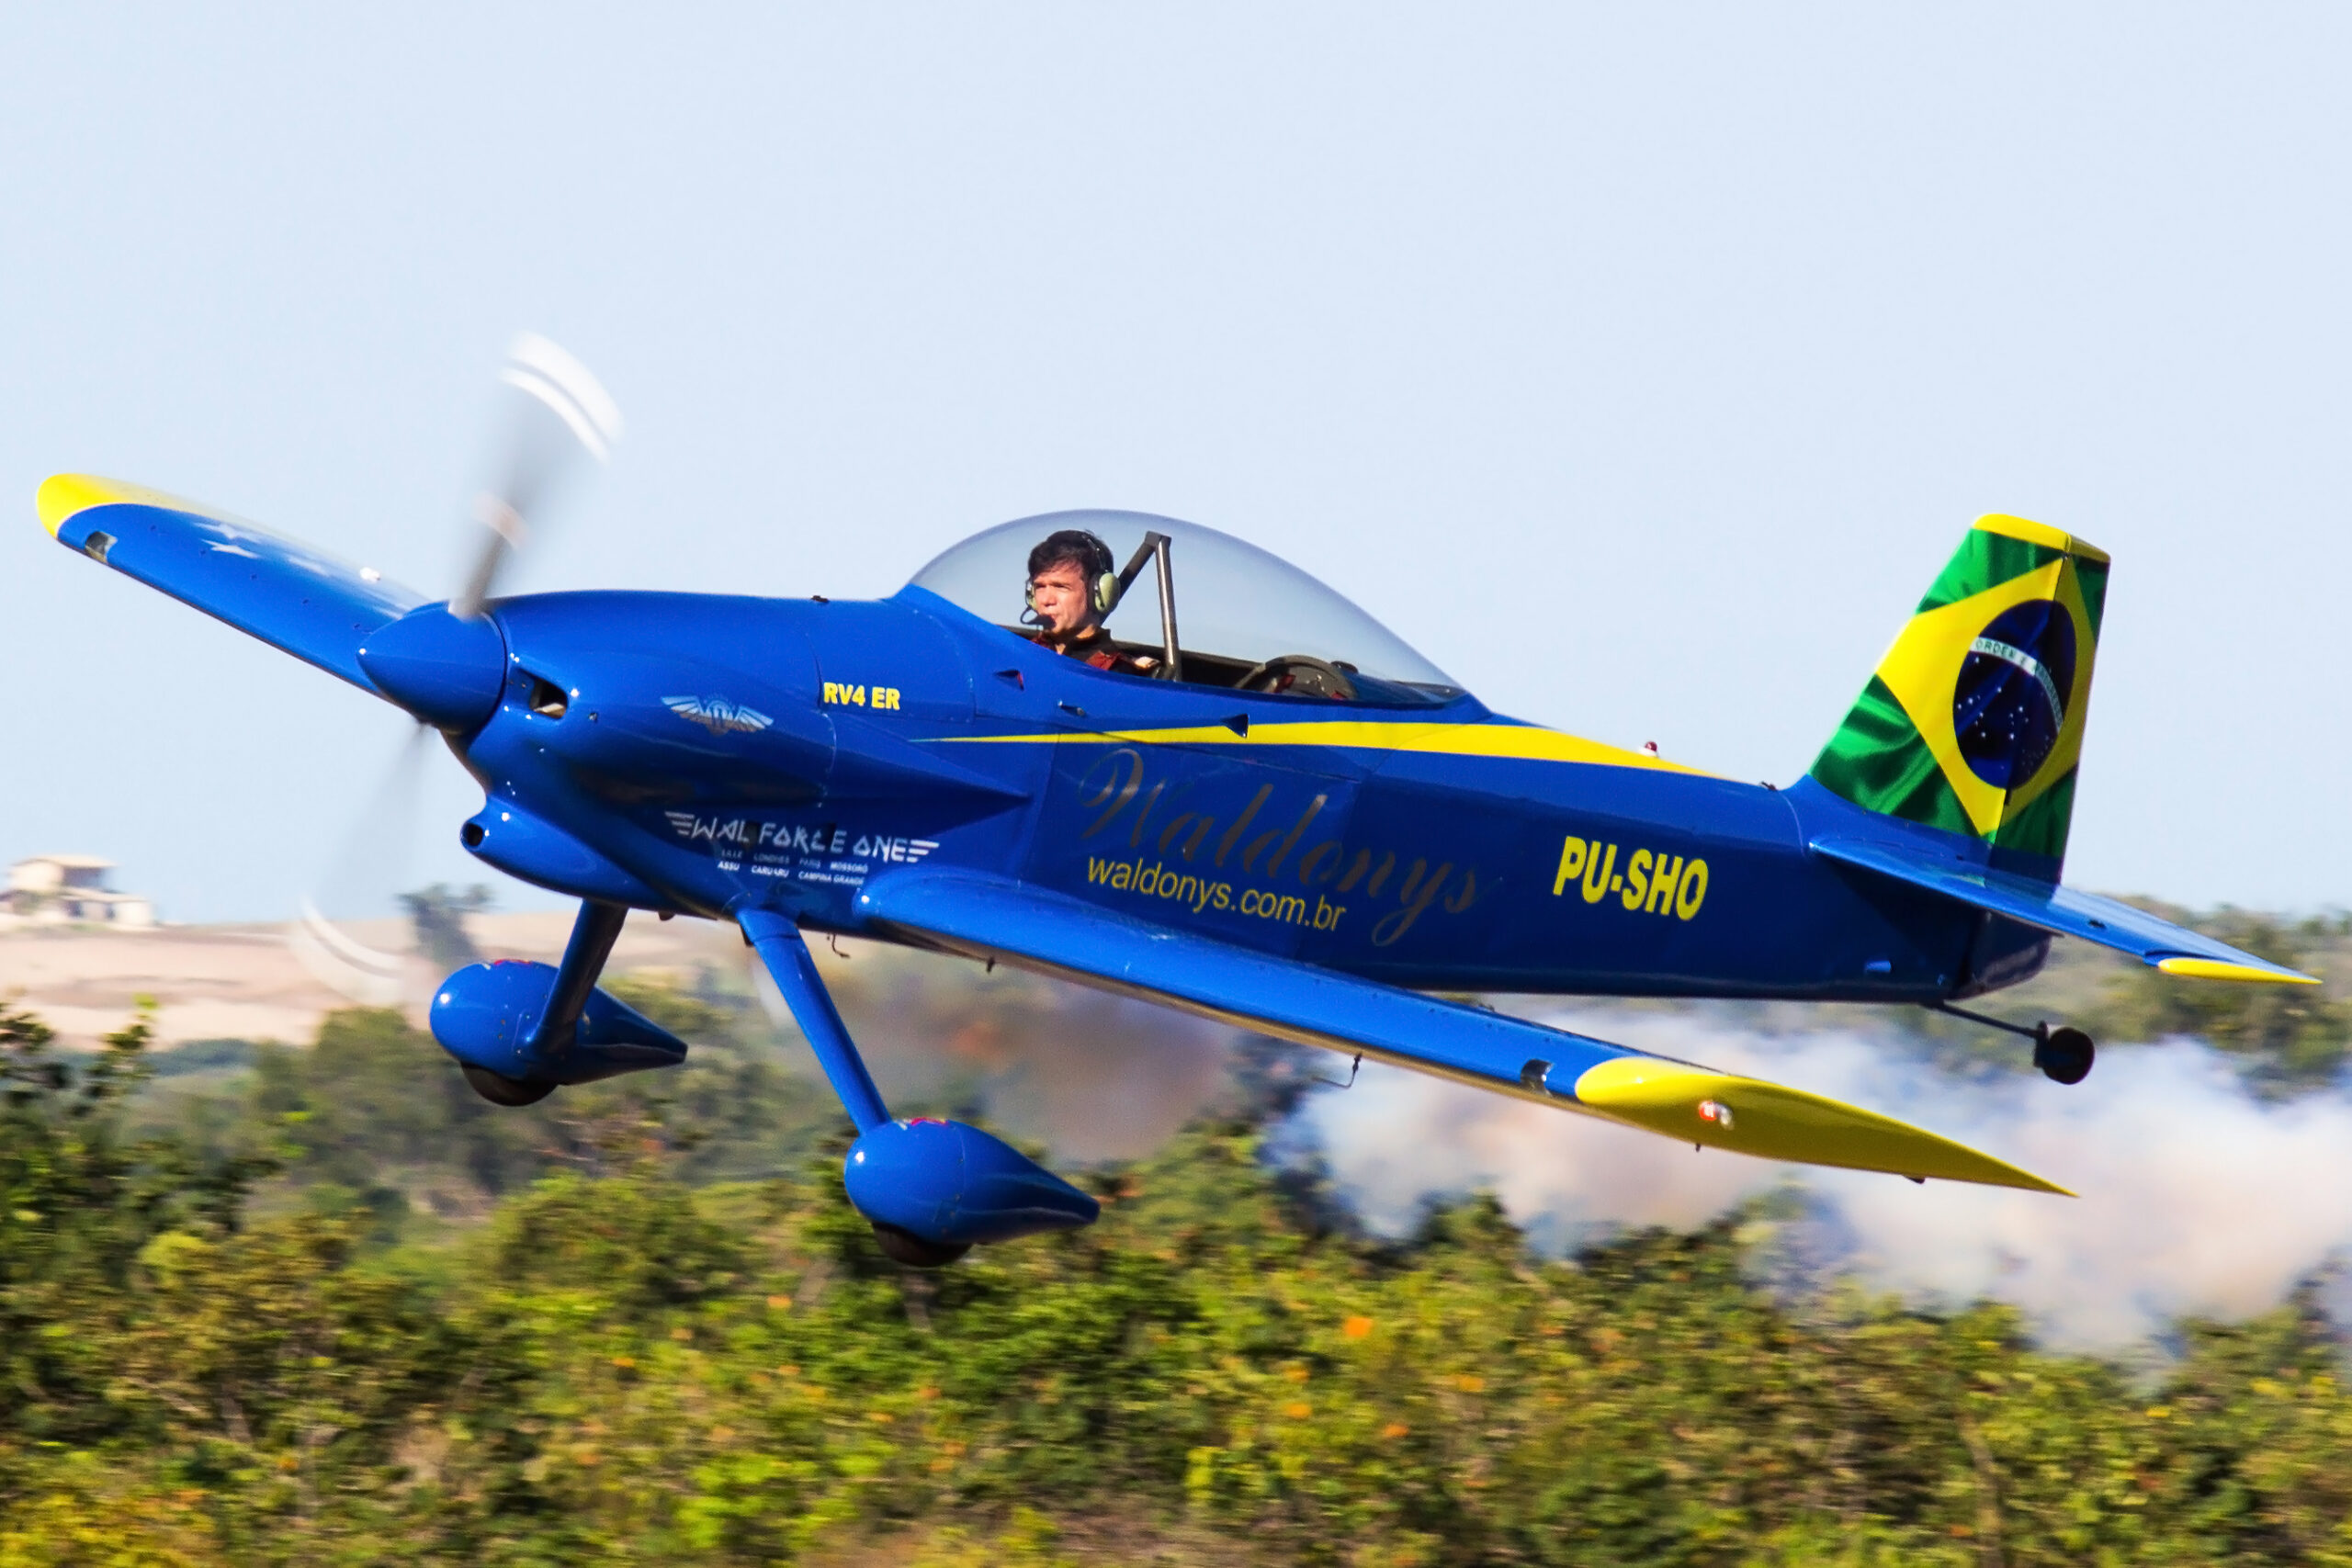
[[906, 510, 1463, 705]]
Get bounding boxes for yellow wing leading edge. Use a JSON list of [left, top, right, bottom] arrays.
[[1569, 1056, 2070, 1194]]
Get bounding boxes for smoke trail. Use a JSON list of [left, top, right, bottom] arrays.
[[1295, 1008, 2352, 1351], [742, 941, 2352, 1349], [750, 943, 1234, 1161]]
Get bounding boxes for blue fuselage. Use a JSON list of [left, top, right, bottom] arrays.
[[456, 586, 2047, 1004]]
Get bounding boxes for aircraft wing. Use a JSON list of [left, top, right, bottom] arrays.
[[38, 474, 424, 694], [1809, 836, 2316, 985], [854, 867, 2068, 1194]]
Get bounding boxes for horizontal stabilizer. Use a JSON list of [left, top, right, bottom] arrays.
[[38, 474, 423, 693], [1811, 835, 2316, 984], [856, 868, 2067, 1194]]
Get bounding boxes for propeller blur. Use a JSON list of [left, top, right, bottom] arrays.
[[296, 335, 625, 1006]]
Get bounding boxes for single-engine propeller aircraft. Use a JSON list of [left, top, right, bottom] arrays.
[[35, 338, 2315, 1264]]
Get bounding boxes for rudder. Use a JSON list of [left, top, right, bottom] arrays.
[[1808, 514, 2109, 879]]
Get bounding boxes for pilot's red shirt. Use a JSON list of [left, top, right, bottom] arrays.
[[1040, 626, 1152, 677]]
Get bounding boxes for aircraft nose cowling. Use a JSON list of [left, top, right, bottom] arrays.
[[357, 605, 507, 729]]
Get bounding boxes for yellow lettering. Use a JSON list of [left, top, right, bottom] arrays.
[[1645, 854, 1683, 915], [823, 681, 904, 708], [1621, 849, 1652, 910], [1581, 843, 1618, 905], [1553, 836, 1588, 897], [1676, 859, 1710, 920]]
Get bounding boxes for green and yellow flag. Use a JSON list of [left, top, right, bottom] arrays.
[[1809, 515, 2109, 875]]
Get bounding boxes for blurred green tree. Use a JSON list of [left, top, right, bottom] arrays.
[[396, 882, 494, 968]]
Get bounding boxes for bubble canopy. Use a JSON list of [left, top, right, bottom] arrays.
[[906, 510, 1460, 701]]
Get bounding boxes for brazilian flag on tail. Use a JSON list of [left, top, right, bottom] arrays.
[[1809, 515, 2109, 880]]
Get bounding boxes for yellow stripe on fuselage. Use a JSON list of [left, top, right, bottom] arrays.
[[939, 721, 1714, 774], [36, 473, 204, 537]]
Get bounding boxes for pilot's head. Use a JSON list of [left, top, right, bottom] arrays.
[[1025, 529, 1118, 639]]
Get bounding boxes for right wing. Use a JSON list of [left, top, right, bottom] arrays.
[[855, 868, 2067, 1194], [39, 474, 424, 694]]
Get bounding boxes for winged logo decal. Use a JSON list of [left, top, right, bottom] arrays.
[[662, 694, 773, 737]]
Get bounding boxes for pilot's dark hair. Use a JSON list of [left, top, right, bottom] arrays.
[[1027, 528, 1115, 585]]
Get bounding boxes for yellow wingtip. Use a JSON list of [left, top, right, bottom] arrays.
[[2154, 956, 2320, 986], [38, 473, 106, 536], [36, 473, 204, 538], [1973, 512, 2110, 567], [1571, 1056, 2070, 1196]]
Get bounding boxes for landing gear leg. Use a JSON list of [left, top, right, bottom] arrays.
[[1927, 1000, 2096, 1085], [526, 899, 630, 1056], [738, 910, 890, 1133], [739, 910, 978, 1266]]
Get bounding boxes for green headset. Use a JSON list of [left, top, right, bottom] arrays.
[[1023, 530, 1122, 619]]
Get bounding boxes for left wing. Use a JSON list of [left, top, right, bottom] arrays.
[[855, 868, 2068, 1194]]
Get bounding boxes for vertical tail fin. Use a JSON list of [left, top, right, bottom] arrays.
[[1808, 514, 2109, 880]]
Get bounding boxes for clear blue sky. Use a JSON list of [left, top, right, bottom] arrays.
[[4, 6, 2346, 922]]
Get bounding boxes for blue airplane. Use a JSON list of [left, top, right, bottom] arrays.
[[34, 342, 2313, 1264]]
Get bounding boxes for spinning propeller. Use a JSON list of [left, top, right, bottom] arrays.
[[289, 333, 624, 1007], [454, 333, 625, 619]]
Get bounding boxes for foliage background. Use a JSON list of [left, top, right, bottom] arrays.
[[6, 903, 2352, 1564]]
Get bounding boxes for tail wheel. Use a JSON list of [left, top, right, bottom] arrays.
[[871, 1223, 971, 1269], [462, 1065, 556, 1107], [2035, 1026, 2095, 1086]]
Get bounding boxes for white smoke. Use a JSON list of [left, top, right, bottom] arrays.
[[752, 943, 1235, 1161], [1295, 1008, 2352, 1351]]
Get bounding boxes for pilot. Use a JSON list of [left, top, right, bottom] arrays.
[[1024, 529, 1155, 676]]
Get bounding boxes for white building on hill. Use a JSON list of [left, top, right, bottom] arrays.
[[5, 856, 154, 927]]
